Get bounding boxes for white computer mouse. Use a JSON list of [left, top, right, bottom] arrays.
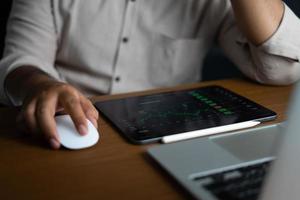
[[55, 115, 100, 150]]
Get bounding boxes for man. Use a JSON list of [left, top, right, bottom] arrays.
[[0, 0, 299, 149]]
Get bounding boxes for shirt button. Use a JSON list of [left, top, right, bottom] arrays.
[[122, 37, 129, 43], [115, 76, 121, 82]]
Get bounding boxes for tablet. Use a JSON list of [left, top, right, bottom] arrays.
[[95, 86, 277, 144]]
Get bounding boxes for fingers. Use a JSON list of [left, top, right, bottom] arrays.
[[17, 94, 60, 149], [16, 113, 31, 134], [60, 92, 88, 136], [35, 93, 60, 149], [16, 101, 36, 134], [22, 99, 38, 134], [80, 97, 99, 129]]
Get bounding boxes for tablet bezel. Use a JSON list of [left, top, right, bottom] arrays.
[[95, 86, 277, 144]]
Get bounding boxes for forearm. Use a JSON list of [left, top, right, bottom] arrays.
[[230, 0, 284, 45], [5, 66, 57, 104]]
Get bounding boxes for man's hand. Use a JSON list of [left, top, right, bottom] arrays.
[[230, 0, 284, 45], [5, 66, 99, 149], [18, 81, 99, 149]]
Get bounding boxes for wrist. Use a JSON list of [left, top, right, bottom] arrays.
[[5, 66, 58, 105]]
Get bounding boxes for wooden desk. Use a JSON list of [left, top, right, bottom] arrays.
[[0, 79, 293, 200]]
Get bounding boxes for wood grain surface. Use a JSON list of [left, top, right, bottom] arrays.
[[0, 78, 293, 200]]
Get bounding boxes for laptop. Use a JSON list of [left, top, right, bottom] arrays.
[[148, 82, 300, 200]]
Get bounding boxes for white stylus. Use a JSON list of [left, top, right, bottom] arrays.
[[161, 121, 261, 144]]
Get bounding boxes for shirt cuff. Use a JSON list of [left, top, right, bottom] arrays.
[[0, 55, 61, 106]]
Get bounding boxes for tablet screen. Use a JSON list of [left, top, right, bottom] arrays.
[[95, 86, 276, 144]]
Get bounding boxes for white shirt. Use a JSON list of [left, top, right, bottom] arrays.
[[1, 0, 300, 105]]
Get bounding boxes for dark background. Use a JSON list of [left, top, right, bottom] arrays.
[[0, 0, 299, 81]]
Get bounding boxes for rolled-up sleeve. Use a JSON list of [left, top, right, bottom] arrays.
[[0, 0, 60, 105], [219, 3, 300, 85]]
